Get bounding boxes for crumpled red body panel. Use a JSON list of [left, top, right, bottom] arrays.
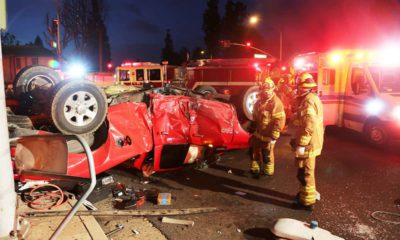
[[66, 102, 153, 177], [16, 94, 249, 179]]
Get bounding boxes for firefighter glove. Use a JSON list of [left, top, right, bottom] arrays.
[[296, 146, 305, 156]]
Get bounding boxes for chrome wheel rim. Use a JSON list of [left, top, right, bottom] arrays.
[[63, 91, 98, 127]]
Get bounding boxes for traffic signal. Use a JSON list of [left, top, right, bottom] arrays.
[[220, 40, 231, 48], [107, 63, 113, 70], [245, 41, 252, 47]]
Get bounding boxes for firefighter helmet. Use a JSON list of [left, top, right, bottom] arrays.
[[261, 77, 275, 99], [298, 72, 317, 89], [263, 77, 275, 90]]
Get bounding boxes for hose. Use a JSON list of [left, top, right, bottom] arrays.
[[370, 211, 400, 224], [25, 183, 65, 210]]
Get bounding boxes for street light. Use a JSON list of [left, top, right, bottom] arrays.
[[248, 14, 283, 61], [249, 15, 259, 25]]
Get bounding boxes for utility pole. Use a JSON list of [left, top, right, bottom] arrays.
[[56, 14, 61, 61]]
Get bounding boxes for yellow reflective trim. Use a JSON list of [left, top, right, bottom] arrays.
[[304, 108, 316, 116], [271, 131, 280, 140], [299, 136, 311, 146], [273, 111, 285, 118], [254, 132, 271, 142], [305, 186, 316, 191], [251, 161, 260, 171]]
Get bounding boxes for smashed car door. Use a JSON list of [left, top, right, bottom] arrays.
[[151, 95, 191, 171]]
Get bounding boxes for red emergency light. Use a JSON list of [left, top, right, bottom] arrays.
[[107, 63, 113, 69], [121, 62, 141, 67], [246, 42, 252, 47]]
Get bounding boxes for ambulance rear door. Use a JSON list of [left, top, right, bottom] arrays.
[[318, 65, 340, 126], [343, 66, 372, 132]]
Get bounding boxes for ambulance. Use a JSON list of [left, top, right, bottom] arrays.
[[293, 48, 400, 145]]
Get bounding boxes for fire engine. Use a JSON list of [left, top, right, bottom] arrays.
[[293, 48, 400, 145], [185, 58, 276, 120], [115, 61, 180, 87]]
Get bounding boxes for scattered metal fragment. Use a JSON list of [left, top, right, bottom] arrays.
[[161, 217, 194, 226], [105, 223, 124, 237], [234, 191, 247, 196]]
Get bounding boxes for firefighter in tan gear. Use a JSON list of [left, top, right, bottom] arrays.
[[250, 78, 286, 177], [291, 72, 324, 211]]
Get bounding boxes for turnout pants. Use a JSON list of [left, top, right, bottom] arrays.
[[251, 138, 275, 175], [296, 156, 316, 206]]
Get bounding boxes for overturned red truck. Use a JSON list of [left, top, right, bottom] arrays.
[[8, 66, 250, 180]]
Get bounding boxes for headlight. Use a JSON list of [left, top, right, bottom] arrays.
[[392, 106, 400, 120], [66, 63, 86, 78], [364, 99, 385, 115]]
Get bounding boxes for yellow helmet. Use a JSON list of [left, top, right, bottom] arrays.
[[260, 77, 275, 99], [298, 72, 317, 88], [263, 77, 275, 90]]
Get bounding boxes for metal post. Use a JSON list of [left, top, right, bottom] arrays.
[[0, 37, 17, 238], [50, 135, 96, 240], [56, 14, 61, 61]]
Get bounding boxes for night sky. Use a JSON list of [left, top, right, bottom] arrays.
[[5, 0, 400, 65]]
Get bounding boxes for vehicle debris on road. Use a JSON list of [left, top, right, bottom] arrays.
[[161, 217, 195, 226]]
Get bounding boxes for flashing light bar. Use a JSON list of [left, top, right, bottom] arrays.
[[254, 54, 267, 59], [121, 62, 142, 67]]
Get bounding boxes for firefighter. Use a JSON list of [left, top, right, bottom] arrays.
[[290, 72, 324, 211], [250, 77, 286, 177]]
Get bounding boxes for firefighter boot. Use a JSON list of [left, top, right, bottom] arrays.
[[250, 161, 260, 177], [291, 201, 314, 212], [262, 148, 274, 176]]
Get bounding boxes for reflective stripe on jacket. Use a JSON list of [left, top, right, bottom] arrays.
[[292, 92, 324, 157], [253, 94, 286, 141]]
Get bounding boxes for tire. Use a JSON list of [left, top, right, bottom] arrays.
[[48, 80, 107, 134], [364, 120, 388, 146], [195, 85, 217, 95], [242, 86, 260, 121], [13, 65, 61, 99]]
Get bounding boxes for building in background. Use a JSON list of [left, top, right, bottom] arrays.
[[1, 45, 55, 85]]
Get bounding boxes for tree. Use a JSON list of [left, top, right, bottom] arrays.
[[221, 0, 247, 42], [43, 13, 71, 53], [220, 0, 249, 58], [191, 47, 204, 60], [177, 47, 190, 64], [202, 0, 221, 58], [57, 0, 111, 71], [1, 32, 19, 46], [34, 35, 44, 47], [161, 29, 180, 65]]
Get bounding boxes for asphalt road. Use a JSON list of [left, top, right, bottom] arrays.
[[108, 126, 400, 240]]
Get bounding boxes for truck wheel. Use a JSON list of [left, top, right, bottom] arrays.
[[14, 65, 61, 99], [242, 86, 260, 120], [195, 85, 217, 95], [364, 120, 388, 146], [48, 81, 107, 134]]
